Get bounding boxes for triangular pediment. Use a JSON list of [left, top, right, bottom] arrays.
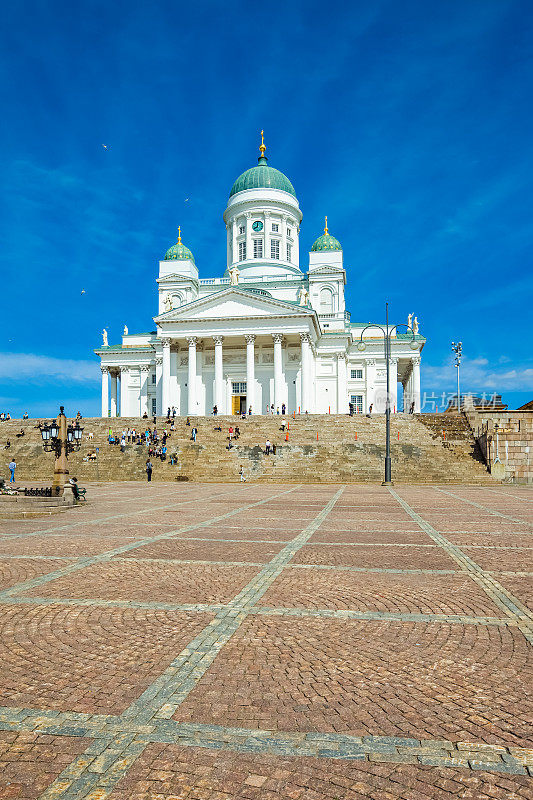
[[154, 287, 313, 323], [308, 264, 345, 276]]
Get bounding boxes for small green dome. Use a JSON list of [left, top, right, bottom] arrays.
[[311, 218, 342, 252], [164, 228, 194, 262], [311, 233, 342, 252]]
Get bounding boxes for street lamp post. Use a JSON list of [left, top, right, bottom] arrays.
[[357, 302, 419, 485], [451, 341, 462, 412], [39, 407, 83, 495]]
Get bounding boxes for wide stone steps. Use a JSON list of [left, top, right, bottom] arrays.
[[0, 413, 493, 484]]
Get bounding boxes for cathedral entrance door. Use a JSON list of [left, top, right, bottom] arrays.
[[232, 395, 246, 414]]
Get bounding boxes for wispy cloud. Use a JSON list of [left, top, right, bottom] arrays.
[[423, 356, 533, 392], [0, 353, 98, 384]]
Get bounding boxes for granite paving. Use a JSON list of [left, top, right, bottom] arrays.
[[0, 481, 531, 799]]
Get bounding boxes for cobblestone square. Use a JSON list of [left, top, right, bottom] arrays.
[[0, 482, 531, 798]]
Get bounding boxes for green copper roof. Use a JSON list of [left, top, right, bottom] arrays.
[[311, 232, 342, 252], [164, 240, 195, 262], [229, 155, 296, 198]]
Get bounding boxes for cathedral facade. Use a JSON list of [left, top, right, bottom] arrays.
[[95, 136, 425, 417]]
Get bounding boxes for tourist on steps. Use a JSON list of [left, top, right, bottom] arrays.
[[239, 465, 246, 482], [145, 459, 153, 482], [8, 459, 16, 483]]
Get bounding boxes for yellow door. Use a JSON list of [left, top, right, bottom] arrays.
[[232, 395, 241, 415]]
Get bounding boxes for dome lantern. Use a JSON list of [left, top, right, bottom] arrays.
[[229, 131, 296, 198]]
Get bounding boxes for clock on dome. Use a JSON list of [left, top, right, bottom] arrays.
[[252, 220, 263, 232]]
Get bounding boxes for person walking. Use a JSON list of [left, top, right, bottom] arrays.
[[120, 435, 126, 453], [8, 459, 16, 483], [239, 465, 246, 482], [172, 406, 176, 419], [191, 426, 197, 442], [265, 439, 271, 455], [146, 459, 153, 482], [366, 403, 373, 418], [213, 405, 218, 416]]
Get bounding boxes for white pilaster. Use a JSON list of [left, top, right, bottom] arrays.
[[120, 367, 129, 417], [245, 334, 255, 414], [101, 367, 109, 418], [412, 357, 421, 412], [161, 338, 171, 416], [389, 357, 398, 414], [155, 357, 163, 416], [336, 353, 348, 414], [245, 212, 252, 263], [365, 359, 376, 412], [140, 366, 150, 417], [110, 372, 118, 417], [273, 333, 283, 413], [187, 336, 197, 415], [213, 336, 224, 413], [264, 211, 271, 261], [300, 333, 311, 413]]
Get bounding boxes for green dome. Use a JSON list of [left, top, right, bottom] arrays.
[[164, 230, 194, 262], [311, 232, 342, 252], [229, 156, 296, 198]]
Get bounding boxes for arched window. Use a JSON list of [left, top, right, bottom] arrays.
[[320, 287, 334, 313], [171, 293, 183, 308]]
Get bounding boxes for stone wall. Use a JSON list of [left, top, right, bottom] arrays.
[[466, 410, 533, 484]]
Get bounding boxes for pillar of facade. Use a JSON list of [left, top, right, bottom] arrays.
[[140, 365, 150, 417], [336, 353, 348, 414], [300, 333, 311, 413], [245, 334, 255, 414], [101, 367, 109, 418], [213, 336, 224, 412], [119, 367, 129, 417], [187, 336, 198, 415], [389, 357, 398, 414], [365, 359, 376, 412], [110, 371, 118, 417], [264, 211, 271, 260], [245, 212, 252, 262], [412, 357, 421, 412], [273, 334, 283, 412], [232, 218, 238, 266], [161, 338, 171, 415]]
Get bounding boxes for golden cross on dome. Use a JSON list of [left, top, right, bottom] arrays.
[[177, 225, 182, 244], [324, 216, 329, 235], [259, 129, 266, 158]]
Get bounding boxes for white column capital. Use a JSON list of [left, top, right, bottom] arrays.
[[161, 337, 171, 348], [390, 357, 399, 365], [366, 358, 376, 366], [272, 333, 284, 344], [186, 336, 198, 347], [336, 352, 347, 361], [140, 365, 151, 372], [120, 366, 130, 373], [101, 366, 109, 374], [212, 335, 224, 345], [412, 357, 421, 366], [155, 357, 162, 366], [244, 334, 256, 344], [300, 332, 312, 344]]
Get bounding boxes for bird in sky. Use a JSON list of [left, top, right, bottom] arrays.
[[81, 289, 86, 295], [184, 197, 190, 202], [102, 144, 109, 150]]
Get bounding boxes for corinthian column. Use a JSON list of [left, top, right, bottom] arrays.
[[213, 336, 224, 412], [336, 353, 348, 414], [300, 333, 311, 413], [245, 334, 255, 414], [412, 357, 421, 413], [187, 337, 198, 415], [272, 333, 283, 412], [161, 338, 171, 416], [101, 367, 109, 418]]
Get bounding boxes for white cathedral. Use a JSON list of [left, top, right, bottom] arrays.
[[96, 135, 425, 418]]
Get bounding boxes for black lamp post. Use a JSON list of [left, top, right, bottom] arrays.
[[357, 303, 419, 485], [39, 407, 83, 492]]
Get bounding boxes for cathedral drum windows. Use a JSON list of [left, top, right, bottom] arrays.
[[351, 368, 363, 380], [239, 225, 245, 234], [272, 223, 279, 232], [238, 241, 247, 262], [253, 238, 263, 258], [286, 243, 292, 262], [271, 239, 280, 260]]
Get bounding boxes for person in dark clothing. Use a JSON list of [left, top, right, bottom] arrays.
[[146, 459, 153, 481]]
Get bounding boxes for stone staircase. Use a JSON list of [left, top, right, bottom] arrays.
[[0, 413, 493, 484]]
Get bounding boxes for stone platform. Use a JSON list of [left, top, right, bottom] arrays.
[[0, 482, 531, 799]]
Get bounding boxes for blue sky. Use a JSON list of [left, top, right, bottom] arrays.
[[0, 0, 532, 417]]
